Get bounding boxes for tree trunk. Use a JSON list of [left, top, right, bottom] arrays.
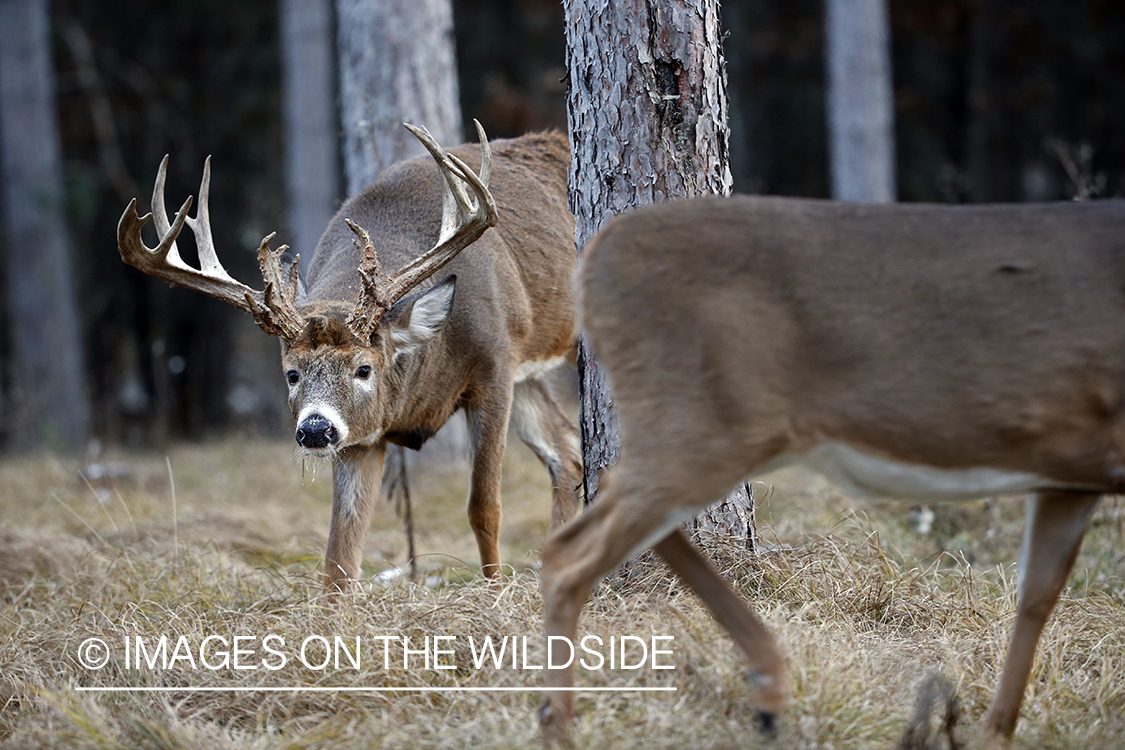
[[335, 0, 468, 465], [0, 0, 90, 452], [689, 482, 757, 551], [825, 0, 896, 202], [281, 0, 339, 274], [335, 0, 462, 193], [565, 0, 752, 545]]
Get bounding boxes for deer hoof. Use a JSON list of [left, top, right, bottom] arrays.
[[755, 709, 778, 737], [539, 698, 573, 748]]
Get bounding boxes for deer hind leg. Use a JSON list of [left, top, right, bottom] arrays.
[[324, 444, 387, 593], [539, 475, 675, 743], [464, 390, 515, 577], [653, 528, 786, 726], [509, 377, 582, 531], [538, 458, 759, 742], [985, 490, 1101, 736]]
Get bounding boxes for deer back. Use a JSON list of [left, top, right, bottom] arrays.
[[307, 132, 575, 365], [581, 195, 1125, 497]]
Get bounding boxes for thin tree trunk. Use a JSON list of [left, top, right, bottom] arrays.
[[567, 0, 735, 502], [335, 0, 462, 193], [281, 0, 339, 274], [565, 0, 751, 545], [0, 0, 90, 452], [825, 0, 897, 203]]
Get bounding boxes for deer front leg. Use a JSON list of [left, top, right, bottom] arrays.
[[465, 392, 514, 577], [324, 444, 387, 593], [984, 490, 1100, 736], [653, 529, 786, 729]]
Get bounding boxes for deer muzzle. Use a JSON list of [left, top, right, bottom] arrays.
[[295, 413, 339, 450]]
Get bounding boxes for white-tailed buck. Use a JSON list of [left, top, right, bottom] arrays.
[[118, 123, 581, 591], [540, 195, 1125, 740]]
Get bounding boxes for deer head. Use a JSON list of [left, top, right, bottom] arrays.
[[117, 122, 498, 455]]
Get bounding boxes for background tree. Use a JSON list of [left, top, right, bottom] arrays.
[[0, 0, 90, 452], [564, 0, 756, 544], [825, 0, 896, 202], [281, 0, 338, 275], [335, 0, 462, 192]]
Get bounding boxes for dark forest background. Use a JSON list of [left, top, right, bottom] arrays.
[[1, 0, 1123, 452]]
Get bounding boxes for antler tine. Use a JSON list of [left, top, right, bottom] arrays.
[[118, 192, 194, 273], [256, 233, 305, 339], [345, 217, 382, 282], [382, 121, 499, 302], [472, 119, 491, 188], [344, 218, 392, 340], [183, 156, 232, 280], [149, 154, 190, 269], [117, 157, 305, 341]]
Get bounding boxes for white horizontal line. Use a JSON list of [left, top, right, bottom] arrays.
[[75, 686, 677, 693]]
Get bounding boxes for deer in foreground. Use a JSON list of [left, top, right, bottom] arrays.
[[540, 195, 1125, 741], [118, 123, 582, 592]]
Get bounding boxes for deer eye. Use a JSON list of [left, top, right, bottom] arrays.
[[286, 370, 300, 386], [355, 365, 372, 380]]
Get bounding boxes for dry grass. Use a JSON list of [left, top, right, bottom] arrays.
[[2, 440, 1124, 748]]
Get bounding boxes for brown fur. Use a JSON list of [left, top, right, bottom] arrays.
[[288, 131, 581, 591], [541, 196, 1125, 742]]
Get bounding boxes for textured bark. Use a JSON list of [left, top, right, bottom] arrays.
[[688, 482, 757, 553], [335, 0, 462, 193], [335, 0, 467, 464], [565, 0, 751, 544], [281, 0, 339, 273], [566, 0, 731, 252], [825, 0, 896, 202], [0, 0, 90, 452]]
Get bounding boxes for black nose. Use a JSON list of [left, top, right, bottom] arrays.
[[296, 414, 338, 449]]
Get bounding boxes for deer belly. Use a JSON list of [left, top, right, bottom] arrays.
[[792, 442, 1051, 501]]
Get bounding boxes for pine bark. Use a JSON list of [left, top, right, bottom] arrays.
[[825, 0, 896, 202], [0, 0, 90, 452], [565, 0, 751, 546], [690, 483, 757, 550]]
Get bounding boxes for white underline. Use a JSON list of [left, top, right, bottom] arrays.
[[76, 686, 676, 693]]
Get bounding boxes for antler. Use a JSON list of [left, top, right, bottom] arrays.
[[345, 119, 499, 341], [117, 157, 305, 340]]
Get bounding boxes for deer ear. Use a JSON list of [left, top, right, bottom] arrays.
[[386, 275, 456, 356]]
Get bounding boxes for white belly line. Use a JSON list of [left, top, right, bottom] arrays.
[[765, 441, 1063, 501]]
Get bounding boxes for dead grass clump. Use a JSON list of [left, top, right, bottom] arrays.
[[0, 526, 103, 588], [3, 443, 1125, 748]]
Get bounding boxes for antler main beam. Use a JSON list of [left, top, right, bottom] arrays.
[[117, 157, 305, 340], [345, 120, 498, 341]]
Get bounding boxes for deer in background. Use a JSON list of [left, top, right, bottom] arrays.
[[539, 195, 1125, 741], [118, 123, 582, 592]]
